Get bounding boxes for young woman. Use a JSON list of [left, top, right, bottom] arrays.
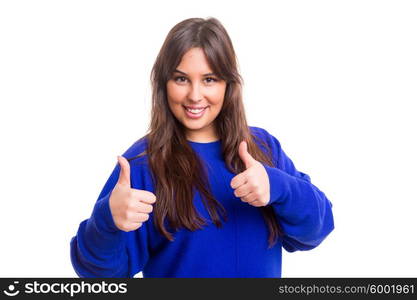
[[70, 17, 334, 278]]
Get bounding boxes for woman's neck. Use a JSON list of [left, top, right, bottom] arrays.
[[185, 126, 219, 143]]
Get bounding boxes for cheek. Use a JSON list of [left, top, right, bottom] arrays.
[[211, 99, 224, 111], [208, 87, 226, 107], [167, 83, 185, 104], [166, 88, 183, 116]]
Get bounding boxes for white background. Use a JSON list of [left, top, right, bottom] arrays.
[[1, 0, 416, 277]]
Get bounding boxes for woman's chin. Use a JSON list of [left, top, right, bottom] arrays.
[[183, 122, 205, 131], [182, 118, 212, 130]]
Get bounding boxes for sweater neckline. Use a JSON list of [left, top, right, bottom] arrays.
[[187, 139, 221, 145], [187, 139, 222, 154]]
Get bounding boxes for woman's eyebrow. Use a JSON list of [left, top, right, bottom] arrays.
[[174, 69, 216, 76]]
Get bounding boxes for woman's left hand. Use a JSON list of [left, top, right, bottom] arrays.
[[230, 141, 270, 207]]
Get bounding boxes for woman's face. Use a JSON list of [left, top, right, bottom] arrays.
[[166, 47, 227, 142]]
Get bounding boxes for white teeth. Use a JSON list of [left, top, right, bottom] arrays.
[[186, 108, 205, 114]]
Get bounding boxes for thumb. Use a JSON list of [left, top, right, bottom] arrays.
[[238, 141, 257, 169], [117, 155, 131, 186]]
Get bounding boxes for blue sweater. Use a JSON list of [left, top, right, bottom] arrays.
[[70, 126, 334, 278]]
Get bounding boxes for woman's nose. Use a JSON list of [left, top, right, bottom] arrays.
[[187, 83, 203, 102]]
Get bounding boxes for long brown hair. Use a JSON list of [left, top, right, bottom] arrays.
[[129, 17, 282, 248]]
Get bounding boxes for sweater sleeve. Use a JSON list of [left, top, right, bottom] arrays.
[[70, 151, 150, 277], [256, 128, 335, 252]]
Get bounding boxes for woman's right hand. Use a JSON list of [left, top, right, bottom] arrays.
[[109, 155, 156, 232]]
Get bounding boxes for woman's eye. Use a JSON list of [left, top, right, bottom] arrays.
[[205, 77, 218, 83], [174, 76, 187, 83], [173, 76, 218, 84]]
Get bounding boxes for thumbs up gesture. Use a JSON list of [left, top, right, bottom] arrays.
[[230, 141, 270, 207], [109, 156, 156, 232]]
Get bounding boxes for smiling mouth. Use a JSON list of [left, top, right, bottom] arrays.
[[183, 105, 208, 119], [183, 106, 208, 114]]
